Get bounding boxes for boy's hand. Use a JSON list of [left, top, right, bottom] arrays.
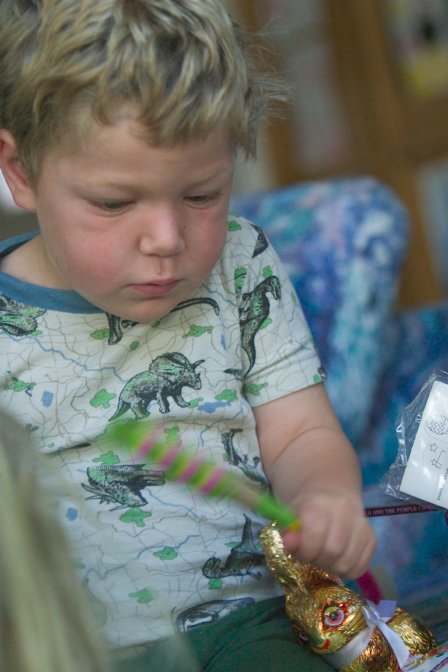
[[254, 385, 377, 579], [281, 492, 376, 580]]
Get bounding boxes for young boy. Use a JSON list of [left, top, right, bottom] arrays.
[[0, 1, 375, 669]]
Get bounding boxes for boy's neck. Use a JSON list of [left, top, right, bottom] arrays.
[[0, 234, 63, 289]]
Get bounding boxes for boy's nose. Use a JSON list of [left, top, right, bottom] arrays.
[[138, 206, 186, 256]]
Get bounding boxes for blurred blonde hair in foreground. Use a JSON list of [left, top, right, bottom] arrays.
[[0, 411, 201, 672], [0, 411, 111, 672]]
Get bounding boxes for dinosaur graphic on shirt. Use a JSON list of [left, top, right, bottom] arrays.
[[239, 275, 281, 373], [251, 224, 269, 258], [221, 429, 268, 487], [170, 297, 220, 316], [225, 275, 281, 379], [202, 515, 265, 580], [0, 294, 46, 336], [82, 464, 165, 509], [106, 314, 138, 345], [105, 297, 219, 344], [110, 352, 204, 420]]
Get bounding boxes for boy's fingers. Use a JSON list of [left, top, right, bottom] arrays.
[[281, 528, 301, 553]]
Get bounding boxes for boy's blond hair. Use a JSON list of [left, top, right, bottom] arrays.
[[0, 0, 283, 183]]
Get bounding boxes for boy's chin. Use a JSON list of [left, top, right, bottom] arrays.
[[97, 298, 178, 324]]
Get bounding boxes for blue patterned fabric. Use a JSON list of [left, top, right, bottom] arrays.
[[231, 177, 409, 445], [232, 176, 448, 641]]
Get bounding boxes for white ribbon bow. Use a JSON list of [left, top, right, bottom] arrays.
[[324, 600, 410, 670]]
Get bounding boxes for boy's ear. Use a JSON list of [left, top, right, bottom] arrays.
[[0, 129, 37, 211]]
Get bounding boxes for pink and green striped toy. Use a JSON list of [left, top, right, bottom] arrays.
[[107, 420, 300, 531]]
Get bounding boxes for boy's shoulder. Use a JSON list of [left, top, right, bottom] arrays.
[[226, 212, 260, 236], [223, 213, 270, 259]]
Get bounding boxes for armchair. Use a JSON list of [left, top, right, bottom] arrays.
[[231, 176, 448, 642]]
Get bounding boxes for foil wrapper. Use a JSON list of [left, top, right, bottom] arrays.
[[259, 523, 436, 672]]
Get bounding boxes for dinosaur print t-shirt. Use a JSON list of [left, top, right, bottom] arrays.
[[0, 217, 323, 649]]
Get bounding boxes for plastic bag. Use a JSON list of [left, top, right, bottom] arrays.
[[384, 370, 448, 508]]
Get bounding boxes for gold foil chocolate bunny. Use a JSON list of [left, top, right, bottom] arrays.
[[260, 523, 436, 672]]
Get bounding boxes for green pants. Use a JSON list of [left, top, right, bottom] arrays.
[[118, 597, 329, 672]]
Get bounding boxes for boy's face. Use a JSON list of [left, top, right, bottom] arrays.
[[17, 117, 235, 322]]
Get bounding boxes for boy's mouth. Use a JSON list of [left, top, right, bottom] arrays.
[[131, 279, 180, 297]]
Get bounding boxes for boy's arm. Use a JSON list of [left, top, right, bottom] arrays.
[[253, 382, 376, 579]]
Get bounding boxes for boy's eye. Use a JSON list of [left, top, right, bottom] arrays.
[[91, 200, 132, 212], [185, 192, 222, 207]]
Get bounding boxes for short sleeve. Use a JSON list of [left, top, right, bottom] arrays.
[[234, 220, 324, 407]]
